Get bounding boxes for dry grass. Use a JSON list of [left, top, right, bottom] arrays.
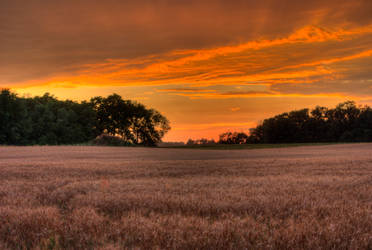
[[0, 144, 372, 249]]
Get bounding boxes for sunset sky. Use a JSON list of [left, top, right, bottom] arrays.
[[2, 0, 372, 141]]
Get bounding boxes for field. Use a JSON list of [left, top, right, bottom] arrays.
[[0, 144, 372, 249]]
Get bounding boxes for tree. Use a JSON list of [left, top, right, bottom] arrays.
[[247, 101, 372, 144], [219, 131, 248, 144], [0, 90, 170, 146], [90, 94, 134, 140], [0, 89, 30, 145], [90, 94, 170, 146]]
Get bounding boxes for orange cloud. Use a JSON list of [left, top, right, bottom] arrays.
[[230, 107, 241, 112], [157, 88, 216, 93], [173, 122, 256, 131], [163, 91, 348, 100], [11, 24, 372, 97]]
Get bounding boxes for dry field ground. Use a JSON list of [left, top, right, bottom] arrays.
[[0, 144, 372, 249]]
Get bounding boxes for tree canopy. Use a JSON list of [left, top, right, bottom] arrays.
[[0, 89, 170, 146], [91, 94, 170, 146], [218, 101, 372, 144]]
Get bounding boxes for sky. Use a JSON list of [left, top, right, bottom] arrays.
[[2, 0, 372, 141]]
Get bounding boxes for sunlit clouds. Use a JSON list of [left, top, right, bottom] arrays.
[[11, 24, 372, 97], [2, 0, 372, 141]]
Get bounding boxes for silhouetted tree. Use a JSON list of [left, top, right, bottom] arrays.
[[90, 94, 170, 146], [248, 101, 372, 144], [0, 89, 30, 145], [186, 138, 216, 145], [219, 132, 249, 144], [0, 90, 170, 146]]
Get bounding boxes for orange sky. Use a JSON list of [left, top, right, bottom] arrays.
[[2, 0, 372, 141]]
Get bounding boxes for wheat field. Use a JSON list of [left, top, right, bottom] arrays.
[[0, 144, 371, 249]]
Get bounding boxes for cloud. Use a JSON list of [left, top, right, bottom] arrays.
[[172, 122, 256, 131], [169, 91, 276, 99], [2, 0, 372, 88], [157, 88, 216, 93], [230, 107, 241, 112], [162, 90, 347, 100], [8, 23, 372, 93]]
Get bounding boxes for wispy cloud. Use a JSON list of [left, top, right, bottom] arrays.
[[161, 90, 347, 99], [2, 0, 371, 85], [157, 88, 216, 93], [230, 107, 241, 112], [11, 24, 372, 101]]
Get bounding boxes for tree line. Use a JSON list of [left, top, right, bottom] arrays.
[[0, 89, 170, 146], [217, 101, 372, 144]]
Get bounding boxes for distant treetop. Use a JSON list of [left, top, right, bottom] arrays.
[[218, 101, 372, 144]]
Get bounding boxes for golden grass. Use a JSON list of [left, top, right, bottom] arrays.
[[0, 144, 371, 249]]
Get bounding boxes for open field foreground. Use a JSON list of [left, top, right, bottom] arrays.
[[0, 144, 372, 249]]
